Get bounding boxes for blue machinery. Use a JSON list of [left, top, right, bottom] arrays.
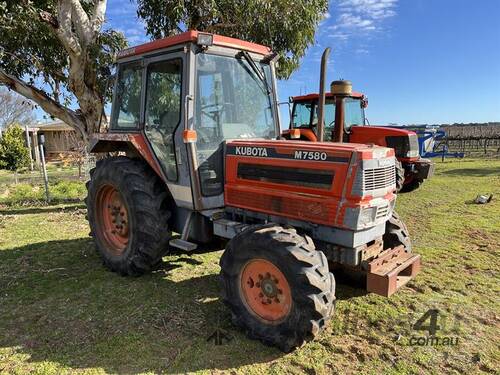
[[414, 129, 465, 159], [398, 125, 465, 159]]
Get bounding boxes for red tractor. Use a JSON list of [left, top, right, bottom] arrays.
[[86, 31, 421, 351], [282, 81, 434, 192]]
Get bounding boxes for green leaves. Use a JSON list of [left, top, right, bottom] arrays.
[[0, 1, 126, 111], [136, 0, 328, 79], [0, 125, 30, 171]]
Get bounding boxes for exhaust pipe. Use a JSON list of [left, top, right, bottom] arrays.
[[317, 48, 330, 142]]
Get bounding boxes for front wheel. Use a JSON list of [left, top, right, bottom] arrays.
[[395, 160, 405, 192], [401, 178, 423, 193], [86, 157, 171, 276], [220, 225, 336, 352], [383, 211, 412, 252]]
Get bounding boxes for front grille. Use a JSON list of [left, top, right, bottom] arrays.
[[376, 203, 390, 219], [363, 166, 395, 191]]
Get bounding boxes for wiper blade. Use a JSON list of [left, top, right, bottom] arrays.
[[239, 51, 272, 94]]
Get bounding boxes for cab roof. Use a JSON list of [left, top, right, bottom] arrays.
[[117, 30, 272, 60], [292, 92, 365, 101]]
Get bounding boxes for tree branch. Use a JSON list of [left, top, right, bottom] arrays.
[[39, 10, 59, 29], [69, 0, 93, 45], [54, 1, 82, 56], [91, 0, 107, 36], [0, 69, 87, 142]]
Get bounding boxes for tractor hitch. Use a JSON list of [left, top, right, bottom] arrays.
[[366, 245, 421, 297]]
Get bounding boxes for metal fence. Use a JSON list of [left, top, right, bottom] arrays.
[[0, 156, 96, 186]]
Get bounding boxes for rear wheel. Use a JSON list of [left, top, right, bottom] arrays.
[[220, 225, 336, 352], [86, 156, 171, 276]]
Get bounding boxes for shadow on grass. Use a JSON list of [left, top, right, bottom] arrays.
[[0, 237, 368, 373], [440, 166, 500, 177]]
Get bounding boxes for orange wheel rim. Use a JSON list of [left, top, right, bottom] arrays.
[[96, 184, 129, 255], [240, 259, 292, 322]]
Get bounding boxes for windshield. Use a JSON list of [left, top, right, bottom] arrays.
[[344, 98, 365, 128], [195, 53, 276, 143], [195, 52, 276, 196]]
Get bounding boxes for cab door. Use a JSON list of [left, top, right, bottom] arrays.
[[141, 53, 195, 211], [143, 56, 183, 182]]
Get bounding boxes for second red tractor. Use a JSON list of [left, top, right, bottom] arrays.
[[282, 81, 434, 192]]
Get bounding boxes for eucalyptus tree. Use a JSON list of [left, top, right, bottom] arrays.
[[137, 0, 328, 79], [0, 0, 328, 143], [0, 1, 126, 142]]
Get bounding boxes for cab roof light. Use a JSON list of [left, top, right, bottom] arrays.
[[197, 33, 214, 48]]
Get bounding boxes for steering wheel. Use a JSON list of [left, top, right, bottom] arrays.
[[200, 102, 234, 122]]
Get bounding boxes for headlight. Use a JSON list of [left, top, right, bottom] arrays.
[[406, 149, 420, 158], [359, 207, 377, 226]]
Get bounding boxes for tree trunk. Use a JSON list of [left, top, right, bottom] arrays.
[[0, 0, 109, 145]]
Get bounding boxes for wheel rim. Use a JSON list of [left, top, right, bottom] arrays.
[[96, 184, 129, 255], [240, 259, 292, 322]]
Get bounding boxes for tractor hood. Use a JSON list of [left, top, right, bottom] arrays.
[[351, 125, 417, 137], [349, 126, 420, 160], [224, 139, 396, 230]]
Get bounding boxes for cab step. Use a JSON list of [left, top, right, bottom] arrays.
[[169, 239, 198, 252]]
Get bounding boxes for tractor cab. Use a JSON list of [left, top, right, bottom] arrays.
[[289, 91, 367, 141], [93, 30, 280, 214]]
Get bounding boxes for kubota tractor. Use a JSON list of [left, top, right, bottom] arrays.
[[282, 80, 434, 192], [86, 31, 421, 352]]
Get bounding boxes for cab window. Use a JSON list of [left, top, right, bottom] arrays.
[[292, 102, 313, 128], [312, 100, 336, 140], [111, 63, 143, 129], [194, 53, 276, 196], [144, 59, 182, 181]]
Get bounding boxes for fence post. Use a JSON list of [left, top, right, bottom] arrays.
[[25, 125, 34, 171], [38, 134, 51, 203]]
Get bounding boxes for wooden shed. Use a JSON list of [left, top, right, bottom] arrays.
[[28, 121, 81, 163]]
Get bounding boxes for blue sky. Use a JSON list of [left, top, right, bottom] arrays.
[[102, 0, 500, 125]]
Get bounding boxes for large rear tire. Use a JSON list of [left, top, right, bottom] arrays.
[[220, 224, 336, 352], [86, 156, 171, 276]]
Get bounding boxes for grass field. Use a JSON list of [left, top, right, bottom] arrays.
[[0, 159, 499, 374], [0, 165, 86, 206]]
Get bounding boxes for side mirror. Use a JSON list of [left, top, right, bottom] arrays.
[[361, 98, 369, 108]]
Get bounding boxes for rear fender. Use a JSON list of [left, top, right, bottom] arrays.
[[89, 133, 166, 182]]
